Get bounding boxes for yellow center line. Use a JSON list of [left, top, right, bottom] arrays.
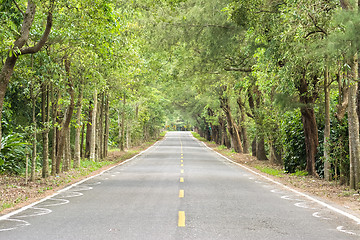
[[181, 164, 184, 167], [181, 156, 183, 159], [181, 160, 183, 163], [181, 169, 184, 174], [180, 177, 184, 183], [178, 211, 185, 227], [179, 189, 184, 198]]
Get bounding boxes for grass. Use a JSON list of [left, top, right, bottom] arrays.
[[1, 202, 14, 212], [217, 145, 227, 150], [191, 132, 207, 142], [291, 170, 308, 177], [255, 166, 285, 177]]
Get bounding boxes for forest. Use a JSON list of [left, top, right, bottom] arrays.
[[1, 0, 360, 190]]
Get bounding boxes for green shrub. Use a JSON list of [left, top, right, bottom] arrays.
[[0, 133, 29, 174], [217, 145, 227, 150], [281, 110, 306, 173]]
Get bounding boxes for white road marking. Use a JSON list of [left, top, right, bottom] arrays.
[[281, 195, 303, 201], [15, 207, 52, 218], [198, 139, 360, 225], [337, 226, 358, 236], [0, 138, 164, 232], [58, 192, 83, 198], [294, 202, 316, 210], [312, 212, 331, 220], [0, 219, 30, 232], [40, 198, 70, 207]]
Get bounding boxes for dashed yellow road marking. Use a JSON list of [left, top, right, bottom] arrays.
[[178, 211, 185, 227], [181, 156, 183, 159], [181, 160, 183, 163], [180, 177, 184, 183], [179, 189, 184, 198], [181, 164, 184, 167], [181, 169, 184, 174]]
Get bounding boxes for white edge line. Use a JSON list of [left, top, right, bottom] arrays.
[[195, 138, 360, 225], [0, 137, 164, 221]]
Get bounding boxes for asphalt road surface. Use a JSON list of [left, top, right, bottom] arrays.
[[1, 131, 360, 239]]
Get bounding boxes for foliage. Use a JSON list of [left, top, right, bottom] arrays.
[[281, 110, 307, 173], [0, 133, 29, 174]]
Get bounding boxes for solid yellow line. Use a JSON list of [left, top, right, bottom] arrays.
[[180, 177, 184, 183], [179, 189, 184, 198], [178, 211, 185, 227], [181, 169, 184, 174]]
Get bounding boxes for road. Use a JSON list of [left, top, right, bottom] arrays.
[[1, 131, 360, 239]]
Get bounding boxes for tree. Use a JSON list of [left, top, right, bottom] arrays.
[[0, 0, 55, 150]]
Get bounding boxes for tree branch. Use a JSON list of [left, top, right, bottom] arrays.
[[306, 13, 327, 37], [12, 0, 24, 16], [21, 9, 53, 55], [13, 1, 36, 49], [224, 67, 252, 72], [304, 30, 326, 39]]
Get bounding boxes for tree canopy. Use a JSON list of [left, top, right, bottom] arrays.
[[1, 0, 360, 189]]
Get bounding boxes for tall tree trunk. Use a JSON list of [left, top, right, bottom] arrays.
[[297, 71, 319, 176], [220, 96, 243, 153], [89, 89, 98, 161], [30, 87, 37, 182], [63, 127, 70, 171], [98, 93, 104, 158], [51, 87, 59, 175], [55, 57, 75, 173], [340, 0, 360, 190], [324, 66, 331, 181], [270, 142, 282, 165], [237, 97, 249, 154], [219, 116, 230, 148], [120, 94, 126, 151], [85, 102, 93, 159], [0, 1, 53, 150], [256, 137, 268, 160], [41, 82, 49, 178], [252, 138, 257, 157], [73, 85, 83, 168], [80, 122, 85, 159], [104, 95, 109, 158], [348, 54, 360, 189], [300, 107, 319, 176], [126, 121, 130, 149]]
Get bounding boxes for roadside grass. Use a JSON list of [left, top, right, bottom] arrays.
[[217, 145, 227, 150], [254, 166, 285, 177], [191, 132, 207, 142], [290, 170, 308, 177]]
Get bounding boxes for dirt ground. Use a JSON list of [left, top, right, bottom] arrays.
[[1, 139, 360, 219]]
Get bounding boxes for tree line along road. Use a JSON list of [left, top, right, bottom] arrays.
[[0, 131, 359, 239]]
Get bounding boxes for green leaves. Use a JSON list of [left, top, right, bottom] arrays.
[[0, 133, 29, 174]]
